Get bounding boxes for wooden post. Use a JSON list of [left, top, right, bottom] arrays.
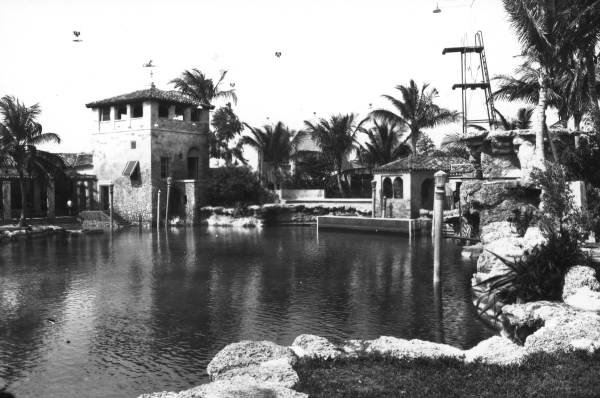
[[382, 196, 387, 218], [165, 177, 172, 229], [156, 189, 161, 230], [109, 184, 114, 231], [371, 180, 377, 218], [433, 171, 448, 284]]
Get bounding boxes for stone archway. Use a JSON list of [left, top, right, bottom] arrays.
[[187, 147, 200, 179], [382, 177, 393, 198], [393, 177, 403, 199]]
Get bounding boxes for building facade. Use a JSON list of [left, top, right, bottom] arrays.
[[86, 84, 211, 226]]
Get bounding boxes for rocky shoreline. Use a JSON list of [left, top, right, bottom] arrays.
[[0, 225, 68, 243]]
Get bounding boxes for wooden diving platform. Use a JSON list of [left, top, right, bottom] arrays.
[[451, 83, 490, 90], [442, 46, 484, 55]]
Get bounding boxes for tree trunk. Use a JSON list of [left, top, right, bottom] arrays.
[[18, 169, 27, 227], [410, 129, 419, 155], [535, 69, 549, 163], [585, 46, 600, 133], [336, 167, 346, 198]]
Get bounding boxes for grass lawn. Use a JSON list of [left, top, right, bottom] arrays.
[[294, 351, 600, 397]]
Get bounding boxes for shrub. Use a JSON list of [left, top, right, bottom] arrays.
[[508, 206, 536, 237], [205, 167, 277, 207]]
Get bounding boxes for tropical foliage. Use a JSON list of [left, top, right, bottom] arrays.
[[357, 120, 410, 169], [205, 166, 276, 206], [241, 121, 297, 189], [370, 80, 459, 153], [210, 103, 245, 165], [170, 69, 237, 105], [0, 95, 63, 225], [302, 114, 361, 197]]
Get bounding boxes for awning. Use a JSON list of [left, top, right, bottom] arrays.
[[122, 161, 139, 177]]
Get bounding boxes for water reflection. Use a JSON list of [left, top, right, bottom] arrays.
[[0, 227, 493, 398]]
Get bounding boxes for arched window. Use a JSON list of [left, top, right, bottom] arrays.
[[187, 147, 200, 179], [393, 177, 403, 199], [382, 177, 393, 198]]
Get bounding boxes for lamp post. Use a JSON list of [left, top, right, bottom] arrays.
[[165, 177, 172, 229]]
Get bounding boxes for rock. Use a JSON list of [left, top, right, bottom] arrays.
[[562, 266, 600, 300], [525, 312, 600, 354], [139, 376, 307, 398], [205, 215, 262, 228], [207, 341, 297, 381], [521, 226, 547, 251], [480, 222, 518, 245], [501, 301, 577, 344], [464, 336, 527, 365], [341, 336, 464, 360], [563, 287, 600, 312], [290, 334, 343, 360], [213, 358, 298, 388]]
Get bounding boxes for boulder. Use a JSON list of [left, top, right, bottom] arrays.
[[501, 301, 577, 344], [290, 334, 343, 360], [341, 336, 464, 360], [525, 312, 600, 354], [521, 226, 547, 251], [480, 222, 518, 245], [563, 287, 600, 312], [207, 341, 297, 381], [464, 336, 527, 365], [562, 266, 600, 300], [139, 376, 307, 398]]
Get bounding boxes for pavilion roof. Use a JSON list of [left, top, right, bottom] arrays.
[[85, 85, 211, 109], [374, 154, 471, 174]]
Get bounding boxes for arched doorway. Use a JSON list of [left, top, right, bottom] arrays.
[[393, 177, 403, 199], [382, 177, 393, 198], [421, 178, 434, 210]]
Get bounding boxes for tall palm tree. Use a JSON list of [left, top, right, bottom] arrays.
[[170, 68, 237, 106], [502, 0, 581, 162], [0, 96, 62, 226], [357, 120, 411, 169], [241, 121, 296, 189], [495, 107, 534, 130], [302, 114, 361, 197], [370, 80, 459, 154]]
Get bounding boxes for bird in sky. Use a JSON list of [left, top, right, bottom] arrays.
[[72, 31, 82, 42], [275, 51, 282, 58], [143, 60, 155, 68]]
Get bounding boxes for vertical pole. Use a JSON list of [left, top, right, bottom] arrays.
[[371, 180, 377, 218], [165, 177, 172, 229], [433, 171, 448, 284], [109, 184, 114, 232], [46, 177, 55, 220], [382, 196, 387, 218], [156, 189, 161, 230]]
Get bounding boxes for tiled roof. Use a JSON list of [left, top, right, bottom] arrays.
[[374, 155, 471, 173], [56, 153, 93, 168], [85, 86, 210, 109]]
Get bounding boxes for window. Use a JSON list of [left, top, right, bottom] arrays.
[[191, 109, 201, 122], [174, 105, 185, 120], [132, 102, 143, 118], [115, 105, 127, 120], [158, 103, 169, 118], [130, 141, 136, 149], [393, 177, 404, 199], [382, 177, 393, 198], [100, 106, 111, 121], [160, 157, 170, 178]]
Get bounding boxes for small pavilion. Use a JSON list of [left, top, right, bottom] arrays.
[[372, 155, 471, 219]]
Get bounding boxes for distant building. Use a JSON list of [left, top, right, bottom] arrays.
[[85, 84, 211, 225]]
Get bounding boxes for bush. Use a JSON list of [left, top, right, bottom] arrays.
[[205, 167, 277, 207]]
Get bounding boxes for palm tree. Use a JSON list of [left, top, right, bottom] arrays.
[[494, 107, 534, 130], [241, 121, 296, 189], [302, 114, 361, 197], [370, 80, 459, 154], [0, 96, 62, 226], [357, 120, 411, 170], [502, 0, 583, 162], [170, 68, 237, 106]]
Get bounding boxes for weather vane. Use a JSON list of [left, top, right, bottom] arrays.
[[72, 31, 82, 42], [143, 60, 156, 86]]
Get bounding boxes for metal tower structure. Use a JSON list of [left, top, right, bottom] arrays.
[[442, 31, 496, 134]]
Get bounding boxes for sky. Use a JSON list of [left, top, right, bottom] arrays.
[[0, 0, 531, 154]]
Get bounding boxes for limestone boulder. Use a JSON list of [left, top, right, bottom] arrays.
[[139, 376, 307, 398], [501, 301, 577, 344], [480, 222, 518, 245], [563, 287, 600, 312], [207, 341, 297, 381], [524, 312, 600, 354], [562, 266, 600, 299], [342, 336, 464, 360], [213, 359, 298, 388], [521, 226, 547, 251], [464, 336, 527, 365], [290, 334, 343, 360]]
